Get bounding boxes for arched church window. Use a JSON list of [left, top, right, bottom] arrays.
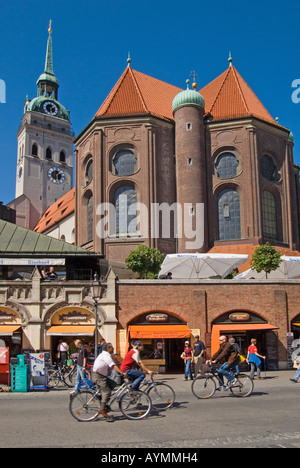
[[262, 190, 282, 242], [260, 154, 280, 182], [32, 143, 38, 156], [59, 150, 66, 163], [114, 185, 137, 235], [86, 193, 93, 242], [46, 147, 52, 160], [218, 189, 241, 240], [215, 152, 239, 179], [85, 159, 93, 185], [113, 150, 137, 176]]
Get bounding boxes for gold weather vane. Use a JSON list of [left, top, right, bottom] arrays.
[[190, 70, 198, 90], [48, 19, 52, 34]]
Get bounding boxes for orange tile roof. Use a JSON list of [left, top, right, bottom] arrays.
[[34, 188, 75, 233], [208, 244, 300, 272], [95, 66, 182, 121], [199, 65, 276, 124], [95, 64, 278, 126]]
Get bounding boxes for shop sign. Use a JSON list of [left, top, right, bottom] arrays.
[[0, 308, 21, 324], [146, 314, 169, 323], [0, 258, 65, 266], [229, 313, 250, 322], [51, 307, 95, 325]]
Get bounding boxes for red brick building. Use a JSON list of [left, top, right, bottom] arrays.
[[116, 278, 300, 372], [74, 59, 300, 261]]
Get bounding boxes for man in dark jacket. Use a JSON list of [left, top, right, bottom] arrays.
[[207, 336, 239, 389]]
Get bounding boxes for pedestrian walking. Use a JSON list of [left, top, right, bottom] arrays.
[[290, 357, 300, 383], [57, 339, 69, 364], [246, 338, 266, 380], [71, 340, 88, 395], [193, 335, 206, 377], [229, 337, 241, 375], [181, 341, 194, 381]]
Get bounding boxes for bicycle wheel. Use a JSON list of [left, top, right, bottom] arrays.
[[230, 374, 254, 397], [119, 389, 152, 420], [191, 375, 216, 399], [46, 369, 60, 389], [147, 382, 175, 410], [69, 390, 101, 422]]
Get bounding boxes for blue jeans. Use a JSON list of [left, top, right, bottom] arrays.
[[217, 362, 236, 387], [126, 369, 145, 390], [293, 363, 300, 381], [74, 366, 85, 392], [184, 358, 193, 380]]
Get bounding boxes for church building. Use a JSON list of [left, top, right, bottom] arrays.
[[74, 56, 300, 262]]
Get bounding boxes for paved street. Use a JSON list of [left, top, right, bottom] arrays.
[[0, 370, 299, 449]]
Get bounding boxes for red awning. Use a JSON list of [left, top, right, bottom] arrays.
[[129, 325, 191, 339]]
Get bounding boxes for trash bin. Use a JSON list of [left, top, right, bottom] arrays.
[[11, 363, 28, 392]]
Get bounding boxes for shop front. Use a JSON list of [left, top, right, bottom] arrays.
[[210, 311, 279, 370], [0, 307, 23, 357], [46, 306, 96, 363], [127, 312, 192, 373]]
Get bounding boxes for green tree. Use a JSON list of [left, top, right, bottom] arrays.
[[250, 242, 282, 278], [125, 245, 165, 279]]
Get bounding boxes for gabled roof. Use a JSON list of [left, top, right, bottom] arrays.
[[95, 64, 278, 126], [95, 65, 182, 121], [0, 219, 87, 255], [34, 188, 75, 234], [200, 65, 276, 124]]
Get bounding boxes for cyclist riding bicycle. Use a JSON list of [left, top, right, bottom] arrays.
[[92, 342, 126, 421], [120, 341, 153, 390], [206, 335, 239, 390]]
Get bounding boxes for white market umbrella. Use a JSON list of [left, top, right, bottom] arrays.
[[235, 256, 300, 280], [159, 253, 248, 279]]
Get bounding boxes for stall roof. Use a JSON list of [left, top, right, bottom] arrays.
[[0, 219, 99, 257]]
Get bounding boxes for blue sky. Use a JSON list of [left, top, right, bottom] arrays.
[[0, 0, 300, 205]]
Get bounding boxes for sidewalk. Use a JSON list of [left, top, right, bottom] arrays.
[[0, 369, 297, 398]]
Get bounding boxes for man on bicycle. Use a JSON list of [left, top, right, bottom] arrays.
[[206, 336, 239, 389], [120, 341, 153, 390], [93, 342, 126, 421]]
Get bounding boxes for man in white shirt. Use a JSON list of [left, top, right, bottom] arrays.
[[92, 342, 126, 421]]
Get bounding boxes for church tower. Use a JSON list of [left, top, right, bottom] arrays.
[[9, 21, 74, 229], [172, 78, 208, 252]]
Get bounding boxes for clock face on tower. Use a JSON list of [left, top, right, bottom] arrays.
[[48, 167, 65, 184], [43, 101, 59, 116]]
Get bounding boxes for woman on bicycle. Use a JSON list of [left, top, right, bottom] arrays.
[[206, 336, 239, 389]]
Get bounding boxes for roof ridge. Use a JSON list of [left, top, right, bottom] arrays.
[[230, 65, 251, 115], [130, 68, 149, 114], [207, 67, 230, 114]]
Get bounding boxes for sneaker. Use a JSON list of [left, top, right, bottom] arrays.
[[290, 379, 298, 383]]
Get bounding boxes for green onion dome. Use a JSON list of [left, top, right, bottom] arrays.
[[172, 80, 205, 114]]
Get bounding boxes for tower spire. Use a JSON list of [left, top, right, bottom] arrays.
[[45, 20, 54, 76]]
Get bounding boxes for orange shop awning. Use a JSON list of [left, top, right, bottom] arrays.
[[47, 326, 95, 336], [129, 325, 191, 339], [0, 325, 21, 336], [211, 323, 279, 355]]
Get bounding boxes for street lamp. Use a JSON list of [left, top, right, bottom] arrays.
[[90, 272, 102, 360]]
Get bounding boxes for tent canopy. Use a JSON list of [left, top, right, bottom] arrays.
[[235, 256, 300, 280], [159, 253, 248, 279]]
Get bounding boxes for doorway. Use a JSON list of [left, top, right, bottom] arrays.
[[166, 338, 185, 373]]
